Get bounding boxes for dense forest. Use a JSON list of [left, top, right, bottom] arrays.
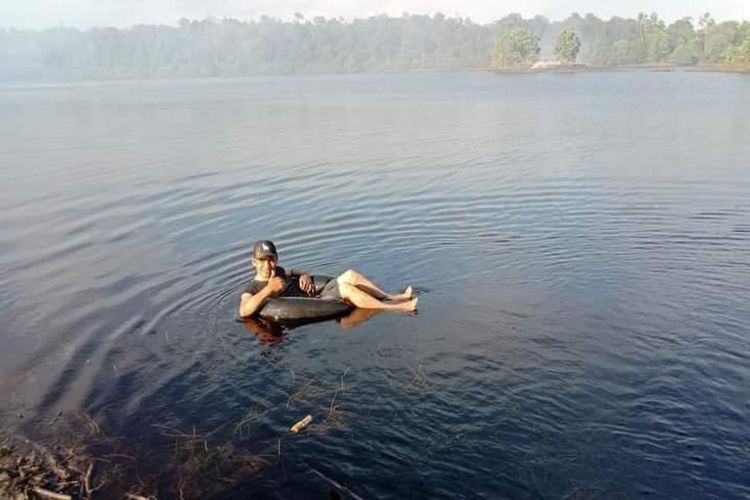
[[1, 12, 749, 81]]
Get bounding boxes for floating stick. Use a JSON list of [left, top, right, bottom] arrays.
[[290, 414, 313, 433]]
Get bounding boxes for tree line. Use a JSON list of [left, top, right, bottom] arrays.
[[1, 12, 748, 81]]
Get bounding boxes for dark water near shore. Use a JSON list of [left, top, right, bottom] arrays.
[[1, 72, 749, 498]]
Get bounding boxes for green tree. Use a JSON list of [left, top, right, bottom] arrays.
[[667, 17, 699, 65], [705, 21, 742, 62], [640, 13, 672, 62], [554, 27, 581, 62], [697, 12, 716, 60], [491, 26, 540, 68], [729, 39, 750, 63], [670, 45, 698, 65]]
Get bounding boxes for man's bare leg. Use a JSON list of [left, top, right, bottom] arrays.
[[338, 283, 418, 311], [355, 284, 413, 302], [337, 269, 413, 301]]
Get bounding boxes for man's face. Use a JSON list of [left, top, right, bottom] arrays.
[[252, 255, 277, 279]]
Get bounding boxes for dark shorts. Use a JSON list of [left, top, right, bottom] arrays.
[[318, 277, 341, 300]]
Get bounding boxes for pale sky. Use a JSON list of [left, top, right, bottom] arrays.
[[2, 0, 748, 30]]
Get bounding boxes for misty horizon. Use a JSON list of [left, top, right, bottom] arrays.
[[2, 10, 750, 32], [1, 11, 748, 82], [1, 0, 749, 32]]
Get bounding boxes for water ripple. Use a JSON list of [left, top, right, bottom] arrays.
[[1, 73, 749, 499]]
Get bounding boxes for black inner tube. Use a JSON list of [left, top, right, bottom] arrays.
[[247, 275, 352, 322], [259, 296, 352, 321]]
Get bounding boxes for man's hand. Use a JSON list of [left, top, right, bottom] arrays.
[[299, 273, 316, 296], [266, 269, 286, 296]]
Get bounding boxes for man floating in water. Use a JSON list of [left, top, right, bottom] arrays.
[[238, 240, 417, 318]]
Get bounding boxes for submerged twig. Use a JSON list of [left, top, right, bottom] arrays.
[[31, 487, 72, 500], [83, 462, 93, 497], [99, 453, 137, 462], [74, 411, 101, 436], [310, 468, 367, 500], [125, 493, 153, 500], [406, 363, 428, 390], [340, 366, 351, 391], [233, 405, 269, 438]]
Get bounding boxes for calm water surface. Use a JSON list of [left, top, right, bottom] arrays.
[[1, 72, 749, 499]]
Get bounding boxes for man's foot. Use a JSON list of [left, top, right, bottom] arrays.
[[401, 297, 418, 312], [388, 286, 414, 301]]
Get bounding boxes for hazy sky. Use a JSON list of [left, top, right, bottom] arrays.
[[2, 0, 748, 30]]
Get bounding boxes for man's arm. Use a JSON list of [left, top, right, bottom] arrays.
[[238, 275, 285, 318], [287, 268, 316, 295], [238, 288, 273, 318]]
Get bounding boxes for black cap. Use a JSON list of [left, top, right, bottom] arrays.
[[252, 240, 278, 259]]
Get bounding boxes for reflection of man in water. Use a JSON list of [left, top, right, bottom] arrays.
[[238, 240, 417, 319], [242, 307, 384, 345]]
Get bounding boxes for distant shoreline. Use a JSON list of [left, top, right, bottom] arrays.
[[684, 63, 750, 73], [487, 62, 750, 75], [1, 65, 749, 86]]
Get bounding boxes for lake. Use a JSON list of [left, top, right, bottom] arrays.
[[1, 72, 749, 499]]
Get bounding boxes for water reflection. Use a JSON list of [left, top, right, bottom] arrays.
[[241, 317, 285, 345], [241, 307, 386, 345]]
